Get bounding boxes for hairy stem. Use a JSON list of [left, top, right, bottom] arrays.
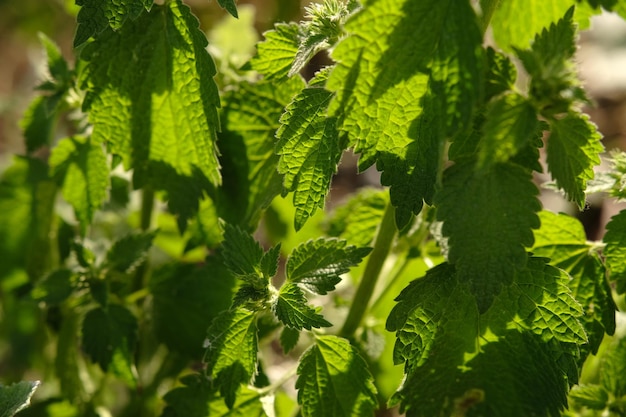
[[339, 202, 397, 338], [479, 0, 501, 35]]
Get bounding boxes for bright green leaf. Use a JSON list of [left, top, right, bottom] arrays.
[[272, 283, 331, 330], [435, 160, 541, 312], [249, 23, 300, 80], [296, 335, 377, 417], [477, 92, 540, 169], [205, 308, 258, 409], [604, 209, 626, 294], [79, 0, 221, 227], [106, 231, 156, 273], [0, 381, 40, 417], [568, 384, 609, 410], [547, 113, 603, 208], [600, 336, 626, 398], [276, 86, 343, 230], [81, 304, 137, 374], [49, 136, 108, 232], [217, 77, 305, 230], [286, 238, 370, 294]]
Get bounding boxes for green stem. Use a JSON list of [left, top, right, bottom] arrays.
[[479, 0, 501, 35], [132, 187, 155, 294], [339, 202, 397, 338]]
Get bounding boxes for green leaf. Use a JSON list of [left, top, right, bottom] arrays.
[[435, 160, 541, 312], [490, 0, 593, 52], [604, 209, 626, 294], [74, 0, 153, 47], [279, 327, 300, 354], [477, 92, 540, 169], [205, 308, 258, 409], [49, 136, 109, 233], [272, 283, 331, 330], [286, 238, 370, 294], [79, 0, 221, 226], [296, 335, 377, 417], [81, 304, 137, 375], [221, 223, 264, 281], [484, 47, 517, 101], [327, 0, 483, 227], [20, 96, 55, 154], [162, 374, 267, 417], [150, 259, 236, 358], [568, 384, 609, 410], [533, 210, 615, 354], [249, 23, 299, 80], [217, 0, 238, 18], [0, 381, 40, 417], [276, 86, 343, 230], [31, 269, 74, 304], [217, 77, 305, 230], [105, 231, 156, 273], [600, 336, 626, 398], [260, 244, 281, 279], [546, 113, 603, 208], [325, 189, 388, 247], [38, 33, 71, 89]]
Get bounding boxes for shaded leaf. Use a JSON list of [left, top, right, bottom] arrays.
[[31, 269, 74, 304], [106, 231, 156, 273], [272, 283, 331, 330], [0, 381, 40, 417], [603, 208, 626, 294], [279, 327, 300, 354]]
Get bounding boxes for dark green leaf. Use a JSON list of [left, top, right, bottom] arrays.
[[0, 381, 40, 417], [296, 335, 377, 417], [205, 308, 258, 409], [49, 136, 109, 233], [276, 86, 343, 230], [221, 223, 264, 281], [603, 209, 626, 294], [20, 96, 55, 154], [260, 244, 281, 279], [485, 47, 517, 100], [435, 160, 541, 311], [81, 304, 137, 376], [105, 231, 156, 273], [279, 327, 300, 354], [31, 269, 74, 304], [217, 0, 238, 18], [286, 238, 370, 294], [249, 23, 299, 80], [272, 283, 331, 330]]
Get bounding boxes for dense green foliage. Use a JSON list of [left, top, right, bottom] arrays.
[[3, 0, 626, 416]]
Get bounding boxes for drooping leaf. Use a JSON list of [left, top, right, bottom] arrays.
[[286, 238, 370, 294], [327, 0, 483, 227], [74, 0, 153, 47], [435, 160, 541, 311], [296, 335, 378, 417], [150, 259, 236, 358], [272, 283, 331, 330], [49, 136, 109, 233], [489, 0, 593, 52], [0, 381, 40, 417], [279, 327, 300, 354], [20, 96, 55, 154], [325, 189, 388, 247], [276, 86, 343, 230], [217, 77, 305, 230], [249, 23, 300, 80], [205, 308, 258, 409], [105, 231, 156, 273], [79, 0, 221, 227], [217, 0, 238, 18], [533, 210, 615, 354], [604, 209, 626, 294], [477, 92, 540, 169], [546, 113, 603, 208], [81, 304, 137, 375]]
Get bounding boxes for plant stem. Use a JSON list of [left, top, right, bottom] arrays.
[[479, 0, 501, 35], [133, 187, 155, 294], [339, 202, 397, 339]]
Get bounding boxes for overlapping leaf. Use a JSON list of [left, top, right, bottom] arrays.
[[286, 238, 370, 294], [74, 0, 153, 47], [603, 209, 626, 293], [547, 113, 603, 208], [216, 77, 305, 230], [276, 86, 343, 230], [272, 283, 331, 330], [205, 308, 258, 409], [435, 160, 541, 312], [79, 0, 221, 227], [327, 0, 483, 227], [105, 231, 156, 273], [49, 136, 108, 232], [296, 335, 377, 417], [249, 23, 300, 80]]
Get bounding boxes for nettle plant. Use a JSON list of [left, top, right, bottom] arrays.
[[4, 0, 626, 416]]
